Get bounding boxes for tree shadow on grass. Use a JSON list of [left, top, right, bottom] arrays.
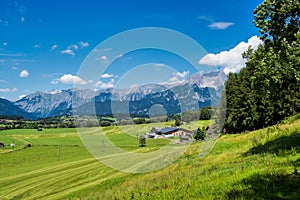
[[244, 131, 300, 156], [227, 172, 300, 200]]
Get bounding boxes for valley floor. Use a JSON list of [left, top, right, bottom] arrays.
[[0, 117, 299, 199]]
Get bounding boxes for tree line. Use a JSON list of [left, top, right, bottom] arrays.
[[219, 0, 300, 133]]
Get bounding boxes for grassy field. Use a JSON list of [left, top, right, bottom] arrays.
[[0, 118, 299, 199]]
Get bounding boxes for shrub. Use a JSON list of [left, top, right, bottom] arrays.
[[194, 127, 206, 141], [139, 135, 146, 147], [100, 121, 111, 127]]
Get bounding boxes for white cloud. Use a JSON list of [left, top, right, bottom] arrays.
[[169, 77, 179, 82], [208, 22, 234, 30], [160, 77, 185, 87], [199, 36, 263, 74], [78, 41, 89, 48], [97, 55, 109, 63], [96, 79, 114, 89], [21, 17, 25, 22], [100, 73, 114, 78], [51, 44, 58, 50], [158, 75, 186, 87], [173, 71, 189, 78], [51, 80, 59, 84], [47, 89, 62, 94], [100, 55, 108, 62], [2, 42, 8, 46], [57, 74, 87, 85], [68, 44, 78, 50], [0, 88, 10, 92], [157, 70, 189, 87], [20, 70, 29, 78], [19, 94, 26, 99], [61, 49, 75, 56], [0, 88, 18, 92]]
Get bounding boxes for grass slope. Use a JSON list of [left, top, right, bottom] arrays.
[[67, 116, 300, 200], [0, 118, 299, 199]]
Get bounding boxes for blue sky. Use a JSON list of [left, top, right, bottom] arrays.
[[0, 0, 263, 100]]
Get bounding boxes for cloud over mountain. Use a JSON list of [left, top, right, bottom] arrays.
[[199, 36, 262, 74], [57, 74, 87, 85]]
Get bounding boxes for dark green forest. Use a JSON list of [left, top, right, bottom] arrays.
[[221, 0, 300, 133]]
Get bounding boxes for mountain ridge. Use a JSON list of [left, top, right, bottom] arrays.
[[3, 71, 227, 119], [0, 98, 36, 119]]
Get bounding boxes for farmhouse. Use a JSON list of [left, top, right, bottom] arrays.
[[147, 127, 194, 142]]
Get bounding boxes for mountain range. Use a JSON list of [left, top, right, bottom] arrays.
[[1, 71, 227, 119]]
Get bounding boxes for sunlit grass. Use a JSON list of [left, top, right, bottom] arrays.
[[0, 118, 299, 199]]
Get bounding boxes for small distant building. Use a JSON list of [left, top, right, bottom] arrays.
[[37, 127, 43, 131], [0, 142, 4, 148], [148, 127, 193, 142], [146, 132, 157, 139], [206, 126, 215, 138], [180, 135, 192, 143], [151, 127, 178, 136]]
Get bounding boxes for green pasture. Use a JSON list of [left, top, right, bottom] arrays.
[[0, 118, 298, 199]]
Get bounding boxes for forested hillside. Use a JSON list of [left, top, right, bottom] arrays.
[[222, 0, 300, 133]]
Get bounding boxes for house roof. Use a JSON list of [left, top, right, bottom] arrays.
[[152, 127, 193, 135], [152, 127, 179, 134], [159, 127, 179, 134]]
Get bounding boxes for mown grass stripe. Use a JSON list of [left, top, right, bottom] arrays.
[[42, 171, 125, 200], [0, 158, 96, 184], [1, 161, 107, 199]]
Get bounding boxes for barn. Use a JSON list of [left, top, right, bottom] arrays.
[[150, 127, 193, 139]]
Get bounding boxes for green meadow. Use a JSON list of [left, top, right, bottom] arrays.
[[0, 117, 299, 199]]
